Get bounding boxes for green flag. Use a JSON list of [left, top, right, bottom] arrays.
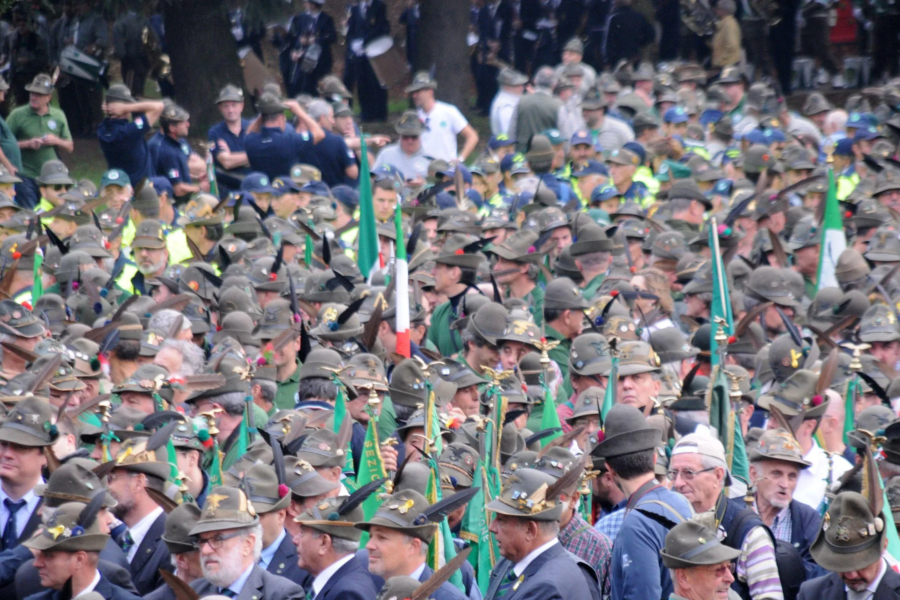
[[843, 377, 858, 445], [816, 165, 846, 291], [356, 409, 389, 547], [357, 135, 379, 279], [539, 372, 562, 447], [708, 365, 750, 483], [32, 250, 43, 303], [206, 442, 224, 488], [708, 218, 734, 366], [460, 459, 496, 594], [601, 355, 618, 422], [222, 401, 250, 472]]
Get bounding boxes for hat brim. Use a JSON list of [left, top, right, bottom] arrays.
[[0, 426, 53, 447], [485, 498, 564, 521], [189, 518, 260, 536], [591, 428, 660, 458], [354, 516, 436, 542], [747, 449, 811, 468], [23, 532, 109, 552], [617, 363, 660, 376], [250, 493, 292, 514], [660, 544, 742, 570], [810, 524, 884, 573]]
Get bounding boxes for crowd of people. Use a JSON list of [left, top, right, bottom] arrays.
[[0, 2, 895, 600]]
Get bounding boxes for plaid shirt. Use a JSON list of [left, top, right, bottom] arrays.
[[594, 503, 627, 542], [751, 499, 793, 543], [560, 512, 613, 597]]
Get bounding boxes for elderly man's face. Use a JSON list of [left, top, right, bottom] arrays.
[[198, 528, 256, 587], [670, 453, 723, 513], [32, 549, 82, 590], [677, 560, 735, 600], [750, 459, 800, 509], [616, 372, 660, 412], [120, 391, 157, 415], [841, 552, 887, 591], [488, 512, 533, 563]]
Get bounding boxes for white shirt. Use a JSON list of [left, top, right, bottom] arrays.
[[410, 562, 427, 581], [312, 554, 355, 597], [593, 115, 635, 152], [513, 538, 558, 577], [75, 570, 102, 598], [373, 144, 431, 181], [490, 90, 521, 137], [795, 441, 853, 512], [0, 482, 42, 539], [418, 101, 469, 162], [126, 506, 164, 563]]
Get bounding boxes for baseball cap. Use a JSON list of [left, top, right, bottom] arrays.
[[663, 107, 689, 124], [100, 169, 130, 189], [570, 129, 594, 147], [488, 135, 516, 150], [571, 160, 609, 178], [150, 176, 174, 198], [241, 172, 276, 194]]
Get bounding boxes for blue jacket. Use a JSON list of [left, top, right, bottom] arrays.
[[267, 528, 313, 589], [317, 554, 377, 600], [417, 564, 468, 600], [484, 542, 592, 600], [609, 485, 693, 600], [788, 499, 825, 580]]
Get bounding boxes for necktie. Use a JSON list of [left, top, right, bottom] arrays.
[[493, 569, 519, 599], [220, 590, 236, 598], [1, 499, 25, 550], [121, 530, 135, 554], [306, 589, 317, 600]]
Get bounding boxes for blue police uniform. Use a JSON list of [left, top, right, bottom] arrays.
[[245, 126, 317, 181], [150, 131, 193, 197], [311, 130, 357, 187], [208, 118, 251, 194], [537, 172, 575, 205], [97, 113, 154, 185]]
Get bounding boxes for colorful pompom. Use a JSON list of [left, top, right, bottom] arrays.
[[12, 251, 20, 260], [99, 288, 108, 298], [256, 356, 266, 366], [278, 483, 290, 498], [528, 246, 536, 253], [811, 394, 823, 407], [727, 336, 737, 344], [328, 321, 339, 331], [93, 302, 102, 314], [610, 290, 619, 297], [115, 217, 124, 224], [595, 430, 605, 443], [197, 429, 210, 442], [71, 281, 79, 290], [454, 249, 464, 255], [71, 526, 84, 536]]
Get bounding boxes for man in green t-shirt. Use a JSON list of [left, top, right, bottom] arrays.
[[0, 78, 22, 179], [6, 73, 73, 210]]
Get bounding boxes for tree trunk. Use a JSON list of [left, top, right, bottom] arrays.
[[416, 0, 473, 114], [163, 0, 245, 139]]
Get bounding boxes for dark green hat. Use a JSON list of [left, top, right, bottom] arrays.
[[765, 334, 818, 383], [858, 304, 900, 343], [435, 234, 486, 270], [650, 327, 698, 363], [0, 396, 58, 447], [466, 303, 508, 346], [69, 225, 111, 258], [34, 461, 116, 508], [395, 110, 425, 136], [23, 499, 109, 553], [405, 71, 437, 93], [681, 261, 714, 295], [669, 179, 712, 209], [295, 428, 347, 469], [161, 102, 190, 121], [299, 348, 342, 380], [439, 443, 478, 489], [490, 229, 542, 264], [389, 359, 429, 407], [105, 83, 135, 104], [285, 456, 341, 498], [757, 369, 828, 419], [35, 160, 75, 186], [0, 299, 46, 338], [661, 520, 742, 569], [567, 387, 603, 423], [865, 227, 900, 263], [310, 302, 364, 341], [745, 266, 800, 307], [108, 435, 175, 482], [786, 215, 819, 252], [591, 404, 661, 459], [252, 299, 294, 341], [748, 428, 811, 466], [231, 463, 292, 513], [569, 333, 612, 377], [132, 219, 167, 250], [486, 467, 564, 521], [355, 489, 436, 542], [617, 340, 662, 376], [378, 577, 421, 600], [216, 84, 244, 104], [436, 361, 485, 390], [570, 224, 614, 256], [162, 502, 202, 554], [811, 491, 885, 573], [190, 486, 260, 535], [112, 364, 174, 403], [543, 277, 588, 310], [295, 492, 369, 542]]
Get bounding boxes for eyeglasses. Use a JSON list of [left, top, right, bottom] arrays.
[[197, 530, 245, 550], [696, 563, 736, 578], [106, 471, 137, 484], [665, 467, 715, 481]]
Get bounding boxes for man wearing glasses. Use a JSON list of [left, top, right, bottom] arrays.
[[34, 159, 75, 214], [189, 485, 304, 600], [661, 520, 741, 600], [669, 434, 782, 600]]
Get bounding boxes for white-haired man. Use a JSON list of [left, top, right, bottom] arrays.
[[189, 486, 304, 600]]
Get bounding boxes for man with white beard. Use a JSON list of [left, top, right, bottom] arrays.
[[748, 428, 823, 579], [189, 486, 304, 600]]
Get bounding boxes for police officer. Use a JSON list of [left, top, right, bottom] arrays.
[[244, 93, 325, 181], [98, 84, 164, 187], [150, 103, 201, 201], [208, 84, 251, 196]]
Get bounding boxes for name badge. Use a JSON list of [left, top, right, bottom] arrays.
[[47, 120, 57, 130]]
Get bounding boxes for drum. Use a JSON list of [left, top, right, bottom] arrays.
[[301, 43, 321, 74], [364, 36, 408, 89], [59, 45, 108, 85]]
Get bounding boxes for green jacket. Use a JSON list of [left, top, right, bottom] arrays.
[[376, 396, 398, 443], [545, 325, 573, 402], [427, 300, 464, 357], [274, 363, 302, 410], [582, 273, 607, 303]]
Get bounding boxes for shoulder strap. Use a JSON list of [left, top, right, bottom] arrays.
[[638, 499, 687, 524], [724, 507, 761, 550]]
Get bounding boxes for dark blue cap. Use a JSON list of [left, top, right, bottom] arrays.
[[488, 134, 516, 149], [663, 106, 688, 124], [273, 176, 301, 194], [854, 126, 881, 142], [241, 172, 276, 194], [570, 129, 594, 147], [150, 176, 174, 198], [743, 128, 786, 144], [435, 191, 456, 210], [332, 185, 360, 208], [571, 159, 609, 178], [465, 188, 483, 209], [590, 185, 622, 204], [699, 109, 723, 128], [448, 165, 472, 186], [622, 142, 646, 164], [834, 137, 855, 156], [500, 154, 517, 173], [710, 179, 733, 196], [300, 180, 331, 196], [371, 164, 401, 182]]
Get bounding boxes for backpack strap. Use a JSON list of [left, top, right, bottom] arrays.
[[636, 499, 687, 525]]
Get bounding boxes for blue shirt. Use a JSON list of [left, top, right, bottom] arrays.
[[245, 126, 318, 181], [259, 528, 286, 569], [151, 132, 193, 190], [208, 118, 251, 173], [98, 114, 153, 184], [610, 485, 693, 600], [311, 130, 356, 187]]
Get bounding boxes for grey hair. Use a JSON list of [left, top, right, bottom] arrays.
[[700, 453, 728, 472], [246, 524, 263, 561], [298, 378, 336, 402], [577, 251, 610, 269], [160, 339, 205, 376], [670, 198, 694, 214], [308, 99, 334, 122], [534, 67, 556, 89], [309, 529, 359, 555], [206, 391, 248, 417], [253, 379, 277, 403], [149, 309, 192, 334], [537, 520, 560, 536]]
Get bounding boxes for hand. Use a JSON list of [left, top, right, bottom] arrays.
[[368, 134, 391, 147], [380, 443, 399, 472], [25, 138, 43, 150], [291, 50, 303, 61], [444, 405, 467, 425], [200, 179, 211, 193], [42, 134, 62, 147]]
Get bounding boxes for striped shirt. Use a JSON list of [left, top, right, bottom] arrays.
[[733, 525, 784, 600]]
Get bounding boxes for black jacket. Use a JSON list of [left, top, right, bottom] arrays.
[[127, 511, 173, 596], [799, 566, 900, 600]]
